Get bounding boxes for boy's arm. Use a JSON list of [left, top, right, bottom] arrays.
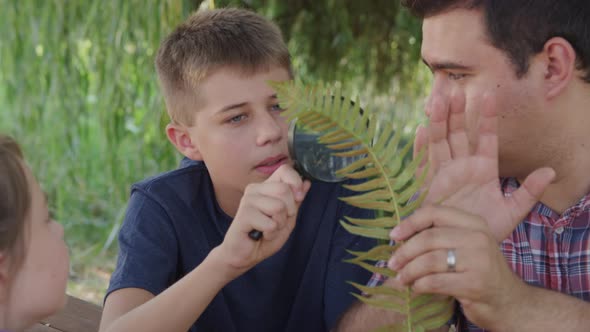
[[100, 165, 311, 332], [99, 247, 242, 332]]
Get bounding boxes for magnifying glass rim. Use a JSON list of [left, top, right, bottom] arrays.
[[288, 119, 348, 183]]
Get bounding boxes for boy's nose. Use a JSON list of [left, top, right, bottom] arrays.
[[256, 113, 283, 146]]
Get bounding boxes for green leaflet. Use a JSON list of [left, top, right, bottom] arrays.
[[273, 80, 453, 332]]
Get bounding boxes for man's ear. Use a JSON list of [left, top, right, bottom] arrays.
[[166, 123, 203, 161], [541, 37, 577, 99]]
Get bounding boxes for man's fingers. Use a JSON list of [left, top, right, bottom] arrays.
[[395, 248, 465, 285], [389, 225, 485, 271], [448, 90, 470, 158], [410, 272, 478, 301], [413, 124, 429, 161], [428, 94, 452, 169], [475, 93, 499, 160], [413, 124, 429, 178], [509, 167, 555, 219], [390, 205, 487, 242]]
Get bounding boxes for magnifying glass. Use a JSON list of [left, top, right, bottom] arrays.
[[248, 98, 368, 240], [287, 118, 367, 182]]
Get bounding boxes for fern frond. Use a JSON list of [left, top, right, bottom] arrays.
[[346, 244, 398, 262], [351, 292, 406, 312], [348, 282, 407, 298], [340, 220, 391, 239], [345, 167, 382, 179], [273, 80, 452, 332], [342, 177, 386, 192], [344, 216, 397, 228]]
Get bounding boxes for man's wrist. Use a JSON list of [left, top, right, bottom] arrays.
[[490, 278, 532, 331]]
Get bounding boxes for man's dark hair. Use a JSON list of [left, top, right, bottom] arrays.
[[402, 0, 590, 83]]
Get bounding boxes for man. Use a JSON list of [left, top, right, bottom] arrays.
[[335, 1, 590, 331]]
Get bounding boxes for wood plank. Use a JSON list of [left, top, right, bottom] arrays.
[[25, 295, 103, 332], [26, 323, 63, 332]]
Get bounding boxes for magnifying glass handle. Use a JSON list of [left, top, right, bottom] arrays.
[[248, 229, 263, 241]]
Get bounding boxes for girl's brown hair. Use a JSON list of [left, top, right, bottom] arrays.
[[0, 135, 30, 269]]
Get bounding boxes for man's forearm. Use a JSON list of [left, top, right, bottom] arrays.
[[501, 284, 590, 331]]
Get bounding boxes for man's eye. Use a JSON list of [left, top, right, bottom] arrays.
[[448, 72, 466, 80]]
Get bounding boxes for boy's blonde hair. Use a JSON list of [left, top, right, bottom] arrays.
[[155, 8, 292, 125], [0, 135, 30, 271]]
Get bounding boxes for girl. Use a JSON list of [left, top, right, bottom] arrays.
[[0, 135, 69, 331]]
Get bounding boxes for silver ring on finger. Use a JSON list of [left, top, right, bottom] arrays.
[[447, 248, 457, 273]]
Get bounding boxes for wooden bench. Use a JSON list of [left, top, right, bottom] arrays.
[[25, 295, 102, 332]]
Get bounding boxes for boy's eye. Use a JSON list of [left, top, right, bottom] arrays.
[[228, 114, 247, 123], [270, 104, 285, 112]]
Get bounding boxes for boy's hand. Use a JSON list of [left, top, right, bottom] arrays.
[[214, 164, 311, 276]]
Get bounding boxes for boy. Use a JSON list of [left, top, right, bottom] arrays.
[[100, 8, 375, 332], [0, 135, 70, 331]]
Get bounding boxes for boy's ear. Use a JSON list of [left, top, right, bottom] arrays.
[[541, 37, 577, 99], [166, 123, 203, 161]]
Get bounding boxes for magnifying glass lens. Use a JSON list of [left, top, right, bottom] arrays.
[[288, 121, 366, 182]]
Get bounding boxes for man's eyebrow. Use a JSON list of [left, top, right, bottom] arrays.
[[422, 58, 473, 71]]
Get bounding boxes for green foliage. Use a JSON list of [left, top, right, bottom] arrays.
[[0, 0, 429, 302], [0, 0, 190, 257], [274, 80, 452, 332], [216, 0, 424, 92]]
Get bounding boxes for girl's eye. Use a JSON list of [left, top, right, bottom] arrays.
[[47, 209, 55, 222], [228, 114, 247, 123]]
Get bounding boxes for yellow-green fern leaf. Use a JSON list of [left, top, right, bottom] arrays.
[[273, 80, 452, 332]]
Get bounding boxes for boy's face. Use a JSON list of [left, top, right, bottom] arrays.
[[6, 164, 69, 328], [181, 66, 292, 198], [421, 9, 555, 178]]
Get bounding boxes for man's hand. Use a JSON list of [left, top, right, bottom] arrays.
[[416, 90, 555, 241], [215, 164, 311, 275], [382, 90, 556, 330], [389, 205, 527, 331]]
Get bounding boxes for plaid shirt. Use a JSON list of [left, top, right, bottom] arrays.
[[367, 177, 590, 331]]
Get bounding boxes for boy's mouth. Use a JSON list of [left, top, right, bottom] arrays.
[[255, 155, 288, 175]]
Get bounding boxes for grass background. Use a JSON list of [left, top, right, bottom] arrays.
[[0, 0, 429, 304]]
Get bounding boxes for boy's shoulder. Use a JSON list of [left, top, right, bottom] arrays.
[[132, 158, 209, 198]]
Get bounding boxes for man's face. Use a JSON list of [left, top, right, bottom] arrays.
[[187, 66, 292, 198], [421, 9, 549, 177]]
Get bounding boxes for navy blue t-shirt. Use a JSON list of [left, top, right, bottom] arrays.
[[106, 160, 375, 331]]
